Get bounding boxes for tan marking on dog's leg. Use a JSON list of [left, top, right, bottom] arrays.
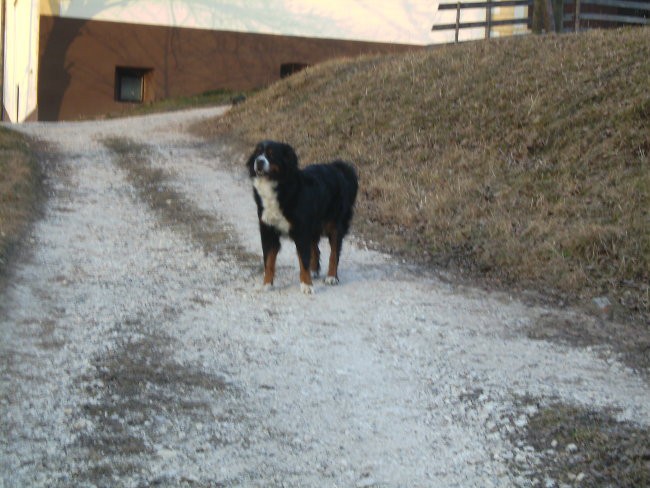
[[310, 241, 320, 276], [263, 247, 278, 285], [298, 255, 313, 286], [326, 228, 339, 283], [296, 249, 314, 294]]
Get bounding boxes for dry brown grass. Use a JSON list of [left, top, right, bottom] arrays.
[[197, 27, 649, 320], [0, 128, 42, 278], [517, 402, 650, 487]]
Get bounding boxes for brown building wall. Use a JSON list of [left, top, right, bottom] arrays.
[[38, 15, 421, 121]]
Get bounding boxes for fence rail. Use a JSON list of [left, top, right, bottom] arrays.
[[568, 0, 650, 9], [564, 0, 650, 30], [432, 0, 533, 42], [433, 0, 649, 40]]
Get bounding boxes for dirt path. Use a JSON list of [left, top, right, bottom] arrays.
[[2, 107, 648, 487]]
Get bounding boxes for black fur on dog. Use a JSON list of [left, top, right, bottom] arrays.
[[247, 140, 358, 294]]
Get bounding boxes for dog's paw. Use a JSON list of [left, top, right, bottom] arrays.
[[300, 283, 314, 295], [324, 276, 339, 286], [262, 283, 273, 292]]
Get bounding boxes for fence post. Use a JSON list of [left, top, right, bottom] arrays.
[[545, 0, 556, 31], [532, 0, 543, 32], [455, 0, 461, 42], [486, 0, 493, 38], [0, 0, 4, 121], [575, 0, 581, 31], [532, 0, 556, 32]]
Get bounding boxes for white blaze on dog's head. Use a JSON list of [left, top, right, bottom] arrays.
[[254, 154, 271, 176]]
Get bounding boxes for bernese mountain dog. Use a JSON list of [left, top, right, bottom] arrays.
[[247, 140, 358, 294]]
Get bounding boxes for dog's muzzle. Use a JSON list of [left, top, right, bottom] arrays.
[[254, 155, 270, 176]]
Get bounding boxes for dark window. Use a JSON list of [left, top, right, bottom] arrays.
[[115, 67, 152, 103], [280, 63, 309, 78]]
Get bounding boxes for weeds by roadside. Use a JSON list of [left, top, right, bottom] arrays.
[[0, 128, 43, 279], [511, 400, 650, 487]]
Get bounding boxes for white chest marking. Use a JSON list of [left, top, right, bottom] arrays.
[[253, 178, 291, 234]]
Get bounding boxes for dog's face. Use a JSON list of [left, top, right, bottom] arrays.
[[247, 140, 298, 180]]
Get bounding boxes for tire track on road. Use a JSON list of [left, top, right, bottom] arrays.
[[59, 138, 267, 486], [103, 137, 259, 270]]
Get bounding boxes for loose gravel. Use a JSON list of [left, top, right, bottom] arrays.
[[1, 107, 648, 487]]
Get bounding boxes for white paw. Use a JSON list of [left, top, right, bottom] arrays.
[[324, 276, 339, 286], [300, 283, 314, 295], [262, 283, 273, 292]]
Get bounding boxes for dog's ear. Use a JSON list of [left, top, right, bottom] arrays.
[[246, 151, 256, 176], [246, 142, 263, 176], [281, 143, 299, 170]]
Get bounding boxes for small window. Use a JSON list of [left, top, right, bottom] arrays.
[[280, 63, 309, 79], [115, 67, 152, 103]]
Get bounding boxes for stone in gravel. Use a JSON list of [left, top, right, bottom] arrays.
[[592, 296, 611, 315], [525, 405, 538, 416], [156, 448, 177, 460], [72, 418, 94, 432], [356, 475, 378, 488], [514, 415, 528, 428]]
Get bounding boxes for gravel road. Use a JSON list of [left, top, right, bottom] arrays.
[[2, 107, 648, 487]]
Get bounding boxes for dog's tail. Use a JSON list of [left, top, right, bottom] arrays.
[[331, 161, 359, 206]]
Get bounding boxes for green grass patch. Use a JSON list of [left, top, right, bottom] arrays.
[[196, 27, 650, 322], [98, 89, 251, 120]]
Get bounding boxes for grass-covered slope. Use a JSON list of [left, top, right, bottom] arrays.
[[0, 128, 42, 279], [201, 28, 649, 319]]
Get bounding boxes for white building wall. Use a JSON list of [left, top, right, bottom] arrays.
[[3, 0, 39, 122], [53, 0, 443, 46]]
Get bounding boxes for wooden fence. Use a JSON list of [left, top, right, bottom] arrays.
[[432, 0, 649, 40], [564, 0, 650, 31]]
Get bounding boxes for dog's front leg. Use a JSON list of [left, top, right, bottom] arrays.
[[295, 239, 314, 295], [260, 224, 280, 289]]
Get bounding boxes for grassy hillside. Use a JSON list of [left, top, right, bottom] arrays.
[[199, 28, 649, 320], [96, 89, 249, 120], [0, 128, 42, 279]]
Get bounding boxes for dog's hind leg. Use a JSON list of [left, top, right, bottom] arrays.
[[325, 225, 343, 285], [310, 238, 321, 278]]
